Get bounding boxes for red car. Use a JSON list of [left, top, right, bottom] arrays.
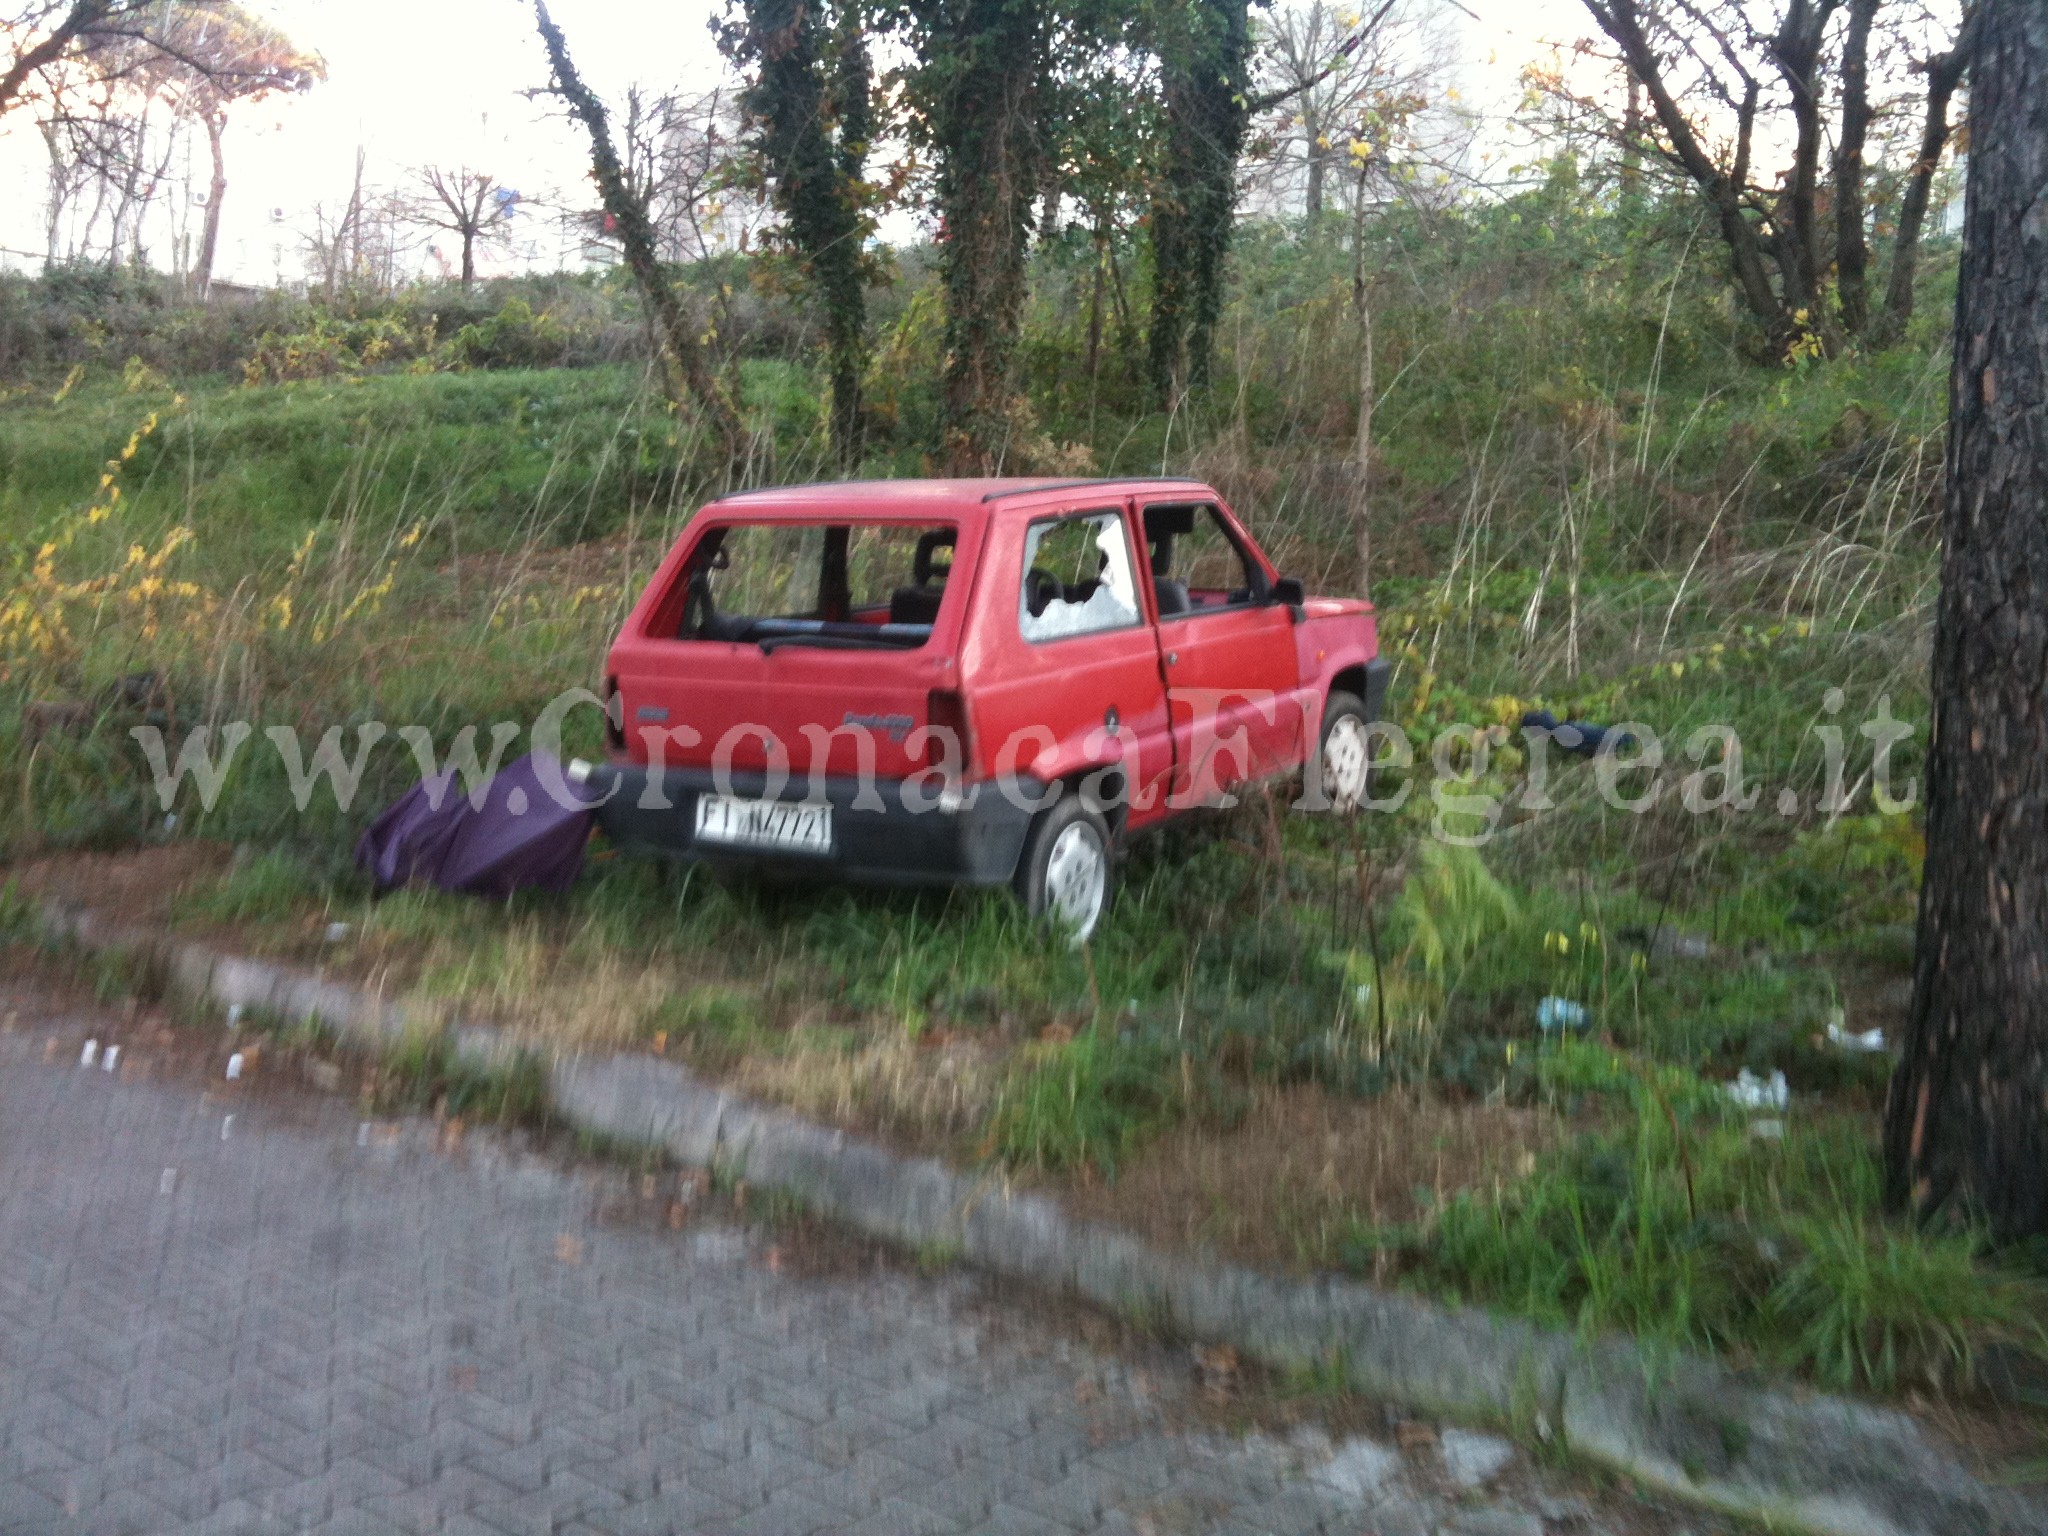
[[584, 478, 1389, 941]]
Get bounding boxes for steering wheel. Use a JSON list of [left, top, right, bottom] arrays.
[[1024, 567, 1062, 619]]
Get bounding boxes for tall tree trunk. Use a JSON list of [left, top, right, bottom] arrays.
[[1766, 0, 1837, 350], [928, 0, 1046, 474], [1149, 0, 1252, 402], [196, 111, 227, 297], [460, 225, 476, 288], [1872, 22, 1975, 351], [728, 0, 871, 466], [1618, 74, 1643, 219], [1303, 107, 1325, 223], [1084, 211, 1106, 382], [1351, 173, 1374, 602], [1834, 0, 1878, 339], [41, 119, 70, 263], [1884, 0, 2048, 1244], [825, 8, 871, 466], [534, 0, 746, 473]]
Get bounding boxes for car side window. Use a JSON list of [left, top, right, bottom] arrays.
[[1019, 510, 1142, 643], [1144, 503, 1262, 620]]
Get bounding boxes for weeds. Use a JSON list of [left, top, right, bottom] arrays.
[[1346, 1059, 2048, 1394], [1772, 1212, 2045, 1394], [364, 1029, 551, 1125], [987, 1025, 1191, 1174]]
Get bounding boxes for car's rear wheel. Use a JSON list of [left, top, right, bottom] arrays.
[[1316, 691, 1374, 812], [1015, 795, 1113, 945]]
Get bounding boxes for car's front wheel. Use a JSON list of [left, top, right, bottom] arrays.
[[1015, 794, 1113, 945], [1315, 690, 1374, 811]]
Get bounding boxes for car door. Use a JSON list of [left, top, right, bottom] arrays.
[[1142, 499, 1302, 805], [967, 502, 1174, 823]]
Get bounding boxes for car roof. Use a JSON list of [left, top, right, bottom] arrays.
[[702, 477, 1218, 519]]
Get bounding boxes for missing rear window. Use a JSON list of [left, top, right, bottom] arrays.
[[675, 522, 956, 652]]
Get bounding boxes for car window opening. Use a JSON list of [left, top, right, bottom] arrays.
[[1019, 510, 1142, 643], [676, 522, 955, 650], [1143, 502, 1265, 618]]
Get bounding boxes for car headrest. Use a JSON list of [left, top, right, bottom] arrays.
[[890, 586, 944, 627], [914, 529, 956, 586], [1154, 578, 1191, 617]]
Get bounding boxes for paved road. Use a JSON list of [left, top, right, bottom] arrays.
[[0, 977, 1704, 1536]]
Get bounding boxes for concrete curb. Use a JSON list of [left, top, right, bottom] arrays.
[[30, 900, 2045, 1536]]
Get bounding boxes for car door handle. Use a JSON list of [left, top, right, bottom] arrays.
[[1165, 651, 1178, 666]]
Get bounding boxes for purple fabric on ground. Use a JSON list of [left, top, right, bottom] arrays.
[[354, 753, 592, 898]]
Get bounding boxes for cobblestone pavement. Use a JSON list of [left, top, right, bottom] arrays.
[[0, 979, 1714, 1536]]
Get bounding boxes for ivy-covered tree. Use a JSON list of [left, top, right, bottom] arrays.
[[1145, 0, 1252, 403], [884, 0, 1053, 473], [720, 0, 876, 467], [533, 0, 747, 471]]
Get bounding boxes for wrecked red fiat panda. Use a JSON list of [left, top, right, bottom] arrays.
[[579, 478, 1388, 942]]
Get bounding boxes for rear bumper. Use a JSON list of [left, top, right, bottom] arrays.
[[587, 763, 1037, 888]]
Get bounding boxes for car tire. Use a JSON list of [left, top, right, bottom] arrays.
[[1314, 690, 1375, 812], [1015, 793, 1114, 945]]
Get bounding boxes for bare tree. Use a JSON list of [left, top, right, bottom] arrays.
[[1571, 0, 1975, 353], [36, 77, 167, 263], [23, 2, 317, 283], [413, 165, 515, 288], [305, 149, 412, 301], [533, 0, 746, 469], [139, 3, 323, 294], [613, 86, 763, 265], [1246, 0, 1461, 224]]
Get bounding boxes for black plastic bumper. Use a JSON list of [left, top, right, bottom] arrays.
[[1361, 656, 1394, 724], [587, 763, 1037, 888]]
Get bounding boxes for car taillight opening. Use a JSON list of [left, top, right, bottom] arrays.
[[924, 688, 973, 776]]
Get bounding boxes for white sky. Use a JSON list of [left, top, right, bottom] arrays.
[[0, 0, 1606, 286]]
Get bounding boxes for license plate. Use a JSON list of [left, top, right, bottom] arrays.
[[693, 794, 833, 855]]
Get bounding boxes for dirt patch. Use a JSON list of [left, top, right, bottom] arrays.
[[8, 841, 232, 927], [1053, 1084, 1559, 1273]]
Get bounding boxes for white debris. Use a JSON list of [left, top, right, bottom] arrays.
[[1651, 930, 1713, 960], [1314, 1437, 1403, 1500], [1724, 1068, 1789, 1111], [101, 1045, 120, 1073], [323, 922, 352, 944], [1749, 1118, 1786, 1141], [159, 1168, 177, 1196], [1440, 1428, 1516, 1488], [226, 1003, 245, 1031], [79, 1039, 99, 1068], [225, 1052, 245, 1081], [1827, 1020, 1886, 1053], [221, 1115, 234, 1140]]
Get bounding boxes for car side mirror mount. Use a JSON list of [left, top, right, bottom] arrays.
[[1270, 576, 1306, 608]]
